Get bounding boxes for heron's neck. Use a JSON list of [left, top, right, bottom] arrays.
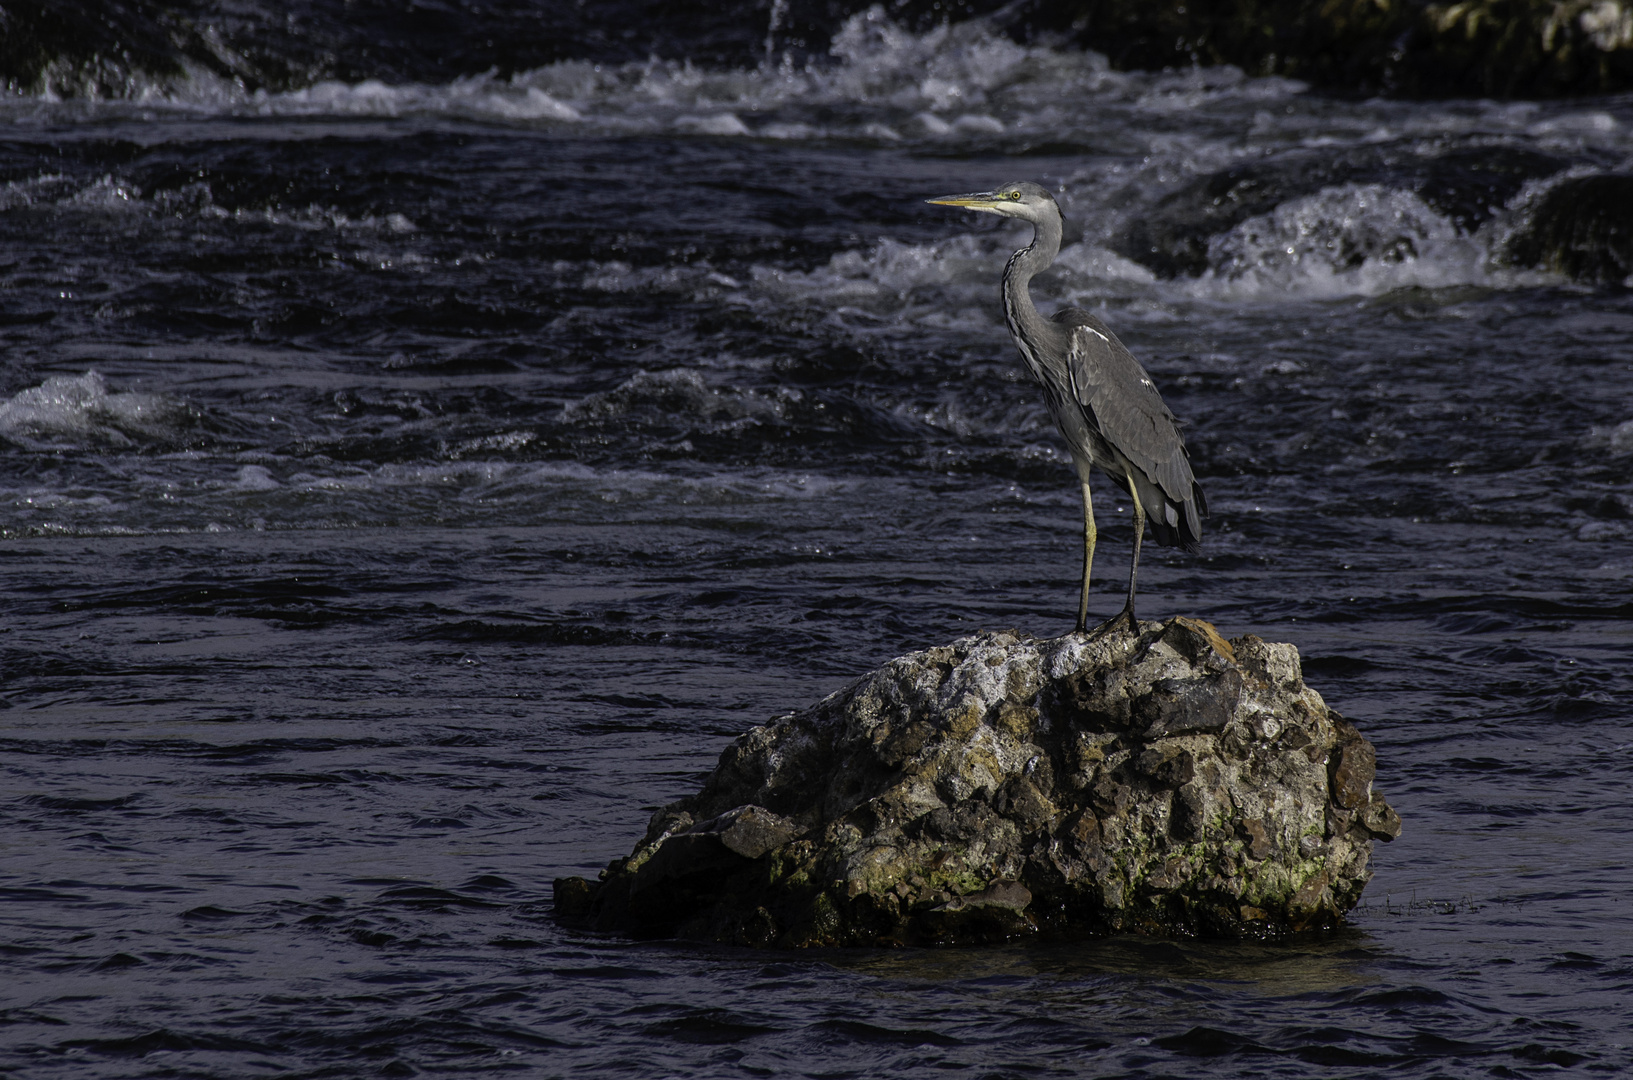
[[1001, 210, 1062, 348]]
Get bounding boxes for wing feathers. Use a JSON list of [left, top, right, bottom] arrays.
[[1056, 310, 1203, 549]]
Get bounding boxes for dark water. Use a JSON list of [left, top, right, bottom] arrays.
[[3, 6, 1633, 1077]]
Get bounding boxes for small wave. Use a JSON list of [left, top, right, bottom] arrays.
[[767, 233, 1155, 312], [644, 1009, 780, 1044], [0, 8, 1289, 151], [1584, 418, 1633, 455], [264, 74, 583, 122], [0, 372, 195, 449], [755, 235, 995, 304], [0, 170, 417, 241], [580, 261, 738, 295], [0, 173, 87, 211], [301, 457, 853, 514], [561, 368, 798, 424], [724, 233, 1080, 334], [233, 465, 282, 491]]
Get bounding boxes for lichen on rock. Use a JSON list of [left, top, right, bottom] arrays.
[[554, 617, 1399, 947]]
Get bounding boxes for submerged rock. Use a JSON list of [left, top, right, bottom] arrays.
[[1113, 146, 1566, 279], [555, 618, 1399, 947], [1503, 175, 1633, 283]]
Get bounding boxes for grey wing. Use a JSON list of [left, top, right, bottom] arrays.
[[1057, 310, 1205, 549]]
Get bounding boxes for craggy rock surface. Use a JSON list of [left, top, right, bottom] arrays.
[[555, 618, 1400, 947]]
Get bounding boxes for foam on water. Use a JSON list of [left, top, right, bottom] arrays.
[[1586, 418, 1633, 455], [5, 4, 1631, 175], [0, 372, 194, 449], [561, 368, 799, 424], [3, 454, 856, 538], [1187, 184, 1566, 300], [0, 169, 419, 247], [720, 182, 1560, 327], [751, 235, 996, 304], [0, 365, 862, 538], [267, 74, 584, 123], [0, 8, 1282, 148]]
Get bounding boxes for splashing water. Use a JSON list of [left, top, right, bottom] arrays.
[[0, 372, 193, 449]]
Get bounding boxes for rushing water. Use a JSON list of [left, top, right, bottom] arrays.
[[3, 5, 1633, 1077]]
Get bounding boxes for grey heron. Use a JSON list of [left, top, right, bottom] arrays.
[[928, 181, 1204, 634]]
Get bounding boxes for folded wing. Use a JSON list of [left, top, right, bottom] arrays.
[[1055, 309, 1205, 550]]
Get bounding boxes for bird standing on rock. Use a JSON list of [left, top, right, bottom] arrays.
[[928, 181, 1205, 634]]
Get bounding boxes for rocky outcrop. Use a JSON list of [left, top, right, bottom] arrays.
[[554, 618, 1400, 947]]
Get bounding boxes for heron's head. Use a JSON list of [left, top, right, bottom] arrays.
[[926, 181, 1058, 224]]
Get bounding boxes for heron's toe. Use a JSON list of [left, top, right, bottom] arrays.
[[1086, 612, 1131, 639]]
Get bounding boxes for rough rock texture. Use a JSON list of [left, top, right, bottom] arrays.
[[555, 618, 1400, 947]]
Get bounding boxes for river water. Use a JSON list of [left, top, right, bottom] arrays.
[[2, 6, 1632, 1077]]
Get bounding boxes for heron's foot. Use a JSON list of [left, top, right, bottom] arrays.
[[1085, 607, 1139, 638]]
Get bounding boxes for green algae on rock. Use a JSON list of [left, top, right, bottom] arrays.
[[554, 618, 1399, 947]]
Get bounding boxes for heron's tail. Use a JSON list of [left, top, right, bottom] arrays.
[[1144, 479, 1205, 553]]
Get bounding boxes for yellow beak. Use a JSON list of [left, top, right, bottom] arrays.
[[926, 190, 1007, 213]]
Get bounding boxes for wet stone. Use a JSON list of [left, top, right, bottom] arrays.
[[1363, 792, 1404, 840], [1329, 738, 1377, 810], [1170, 783, 1209, 842], [1136, 745, 1197, 789], [552, 876, 594, 917], [1136, 670, 1242, 737], [1504, 175, 1633, 282], [992, 776, 1056, 833], [552, 619, 1399, 946]]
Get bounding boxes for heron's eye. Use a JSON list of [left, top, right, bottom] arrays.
[[1007, 191, 1021, 200]]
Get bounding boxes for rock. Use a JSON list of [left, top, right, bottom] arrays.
[[628, 805, 804, 896], [1329, 736, 1376, 810], [1362, 792, 1404, 840], [554, 618, 1399, 947], [1113, 146, 1567, 279], [1504, 175, 1633, 283], [918, 880, 1034, 942], [552, 875, 594, 917]]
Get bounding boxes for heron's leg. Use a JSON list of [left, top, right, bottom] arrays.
[[1076, 476, 1097, 634], [1122, 483, 1146, 633]]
